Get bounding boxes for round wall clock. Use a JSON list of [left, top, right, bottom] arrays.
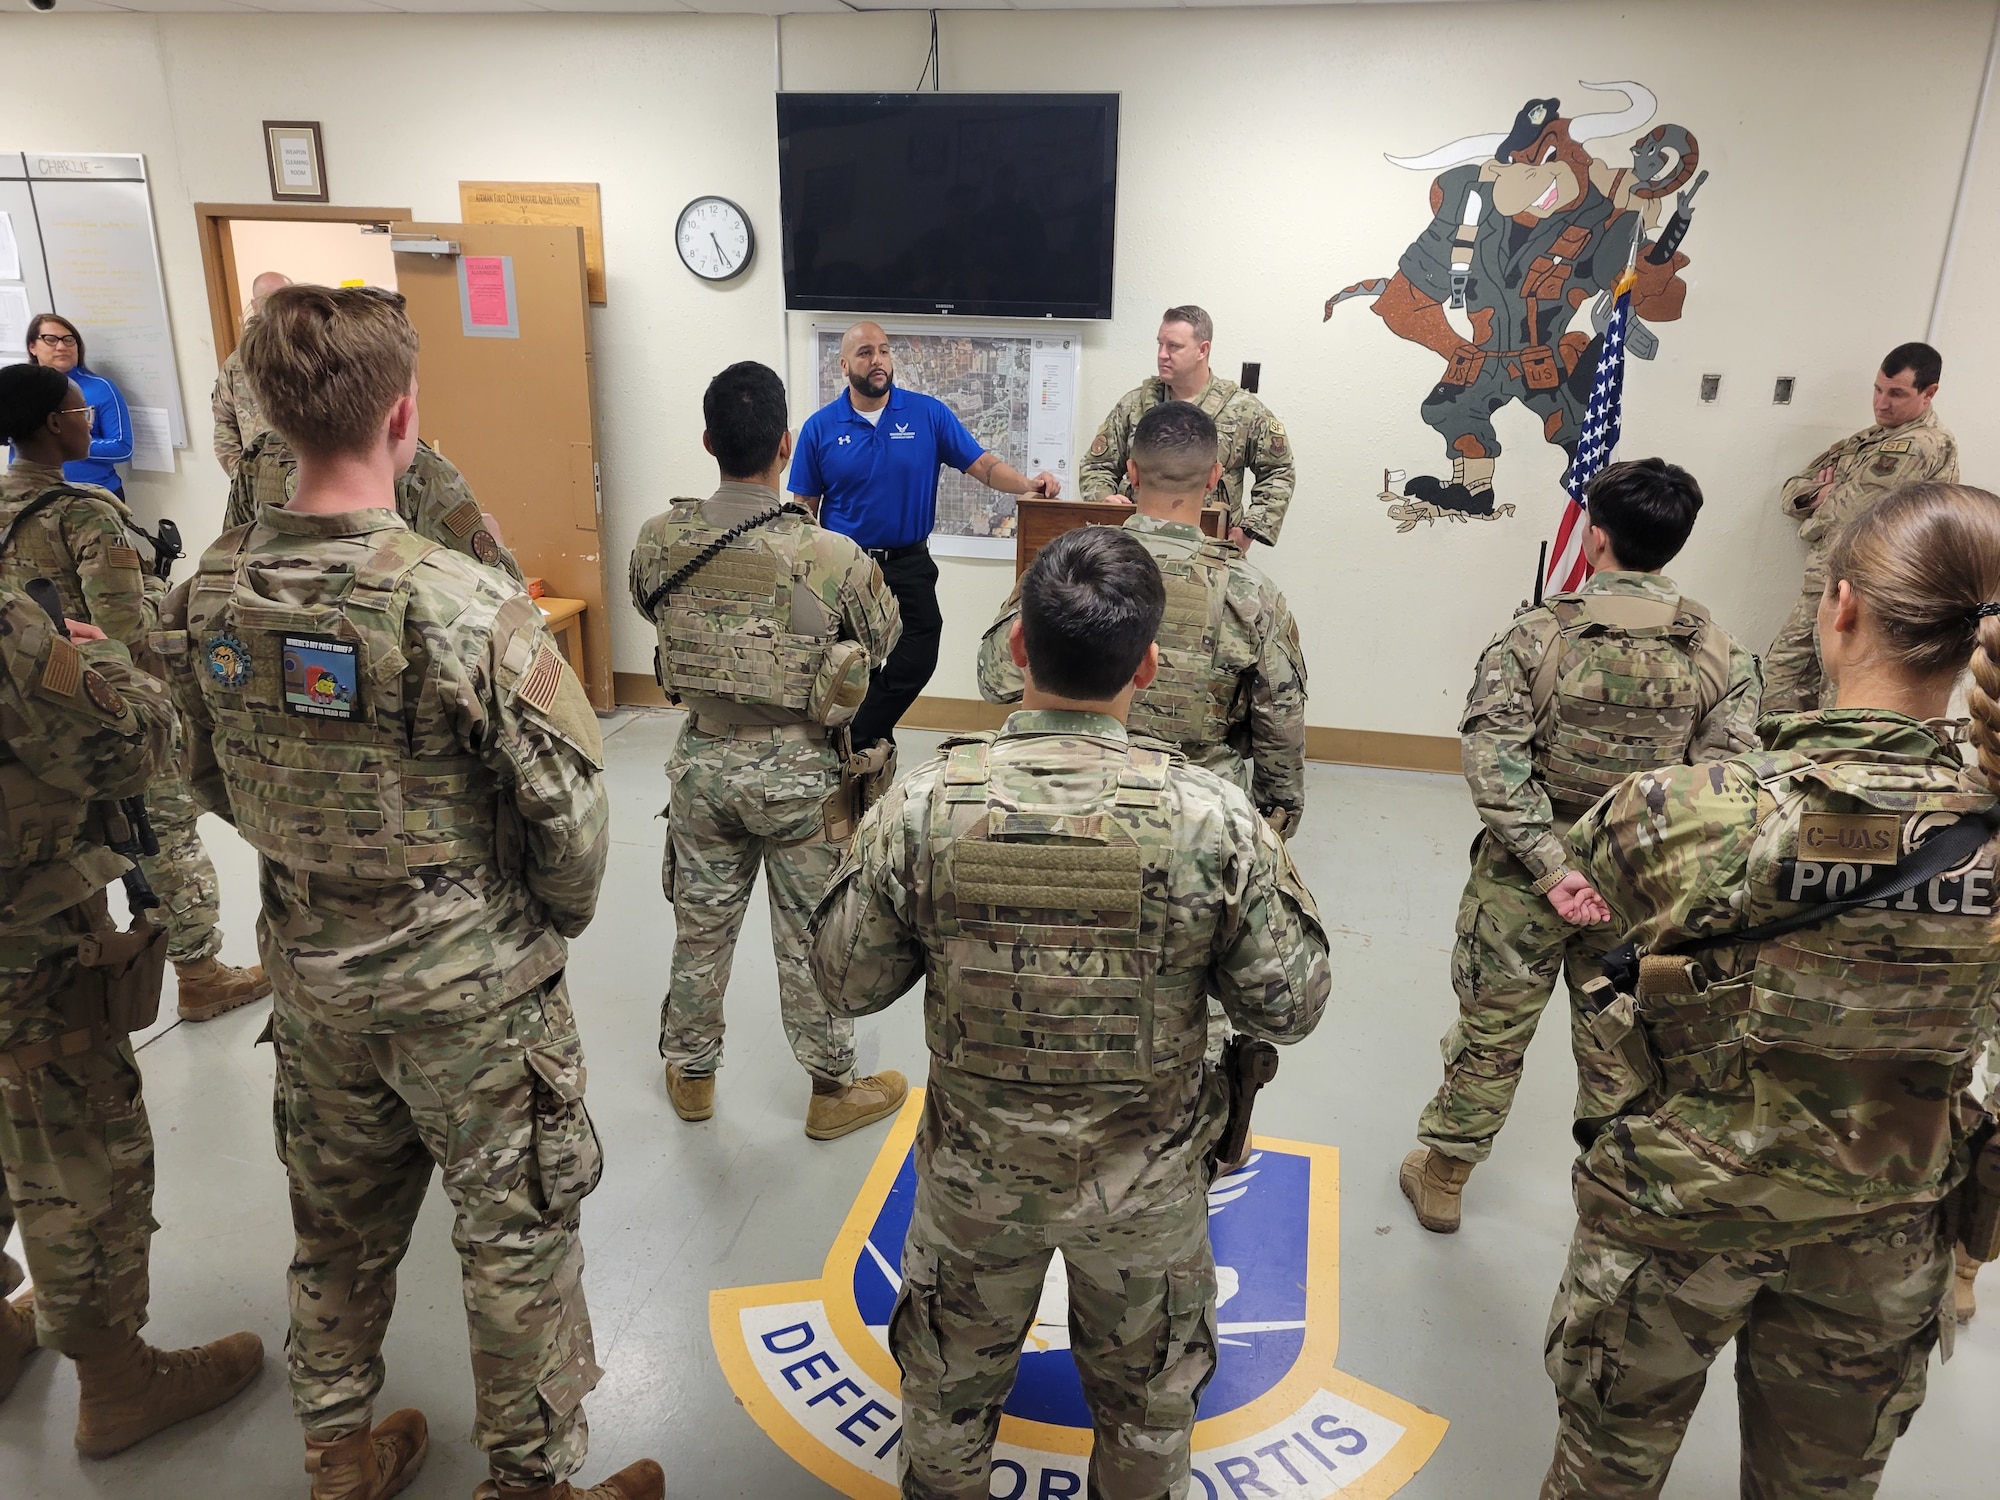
[[676, 196, 755, 282]]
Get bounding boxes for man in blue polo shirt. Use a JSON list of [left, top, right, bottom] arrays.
[[789, 321, 1059, 751]]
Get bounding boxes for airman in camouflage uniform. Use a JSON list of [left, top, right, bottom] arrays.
[[631, 361, 903, 1138], [979, 400, 1307, 831], [226, 427, 527, 585], [810, 526, 1330, 1500], [0, 581, 264, 1453], [1542, 478, 2000, 1500], [1403, 460, 1760, 1235], [1079, 306, 1296, 546], [2, 373, 268, 1021], [211, 274, 291, 476], [165, 283, 658, 1500], [1766, 346, 1958, 713]]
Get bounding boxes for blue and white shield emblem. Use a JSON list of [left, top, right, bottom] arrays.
[[713, 1092, 1447, 1498]]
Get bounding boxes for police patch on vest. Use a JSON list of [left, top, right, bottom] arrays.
[[470, 527, 500, 564], [282, 634, 359, 720], [82, 669, 124, 716], [712, 1091, 1447, 1500], [206, 634, 252, 688], [1776, 859, 1997, 916]]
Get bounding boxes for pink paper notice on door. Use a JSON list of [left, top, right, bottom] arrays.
[[465, 257, 511, 327]]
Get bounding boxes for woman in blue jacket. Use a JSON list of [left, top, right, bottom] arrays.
[[24, 313, 132, 497]]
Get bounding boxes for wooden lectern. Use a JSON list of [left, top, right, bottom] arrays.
[[1014, 499, 1227, 578]]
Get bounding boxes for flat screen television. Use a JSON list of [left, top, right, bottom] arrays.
[[776, 93, 1119, 320]]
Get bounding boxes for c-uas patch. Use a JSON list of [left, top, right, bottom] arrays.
[[711, 1092, 1447, 1499], [205, 634, 253, 688]]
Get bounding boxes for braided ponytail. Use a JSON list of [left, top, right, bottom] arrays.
[[1967, 608, 2000, 797]]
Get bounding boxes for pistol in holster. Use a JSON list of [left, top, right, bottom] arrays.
[[1959, 1114, 2000, 1264], [824, 731, 898, 846], [1569, 939, 1669, 1149], [1212, 1035, 1279, 1174]]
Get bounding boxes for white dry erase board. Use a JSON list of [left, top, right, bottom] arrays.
[[0, 153, 188, 455]]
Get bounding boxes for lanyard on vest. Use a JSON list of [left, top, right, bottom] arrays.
[[641, 501, 806, 618], [1604, 806, 2000, 994]]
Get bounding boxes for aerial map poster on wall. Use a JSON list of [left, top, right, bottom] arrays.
[[813, 324, 1081, 560]]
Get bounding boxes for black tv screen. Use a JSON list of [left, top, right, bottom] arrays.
[[776, 93, 1119, 320]]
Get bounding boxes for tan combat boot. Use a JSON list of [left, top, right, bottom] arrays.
[[175, 956, 272, 1021], [0, 1290, 39, 1402], [471, 1457, 666, 1500], [806, 1070, 908, 1141], [1399, 1148, 1474, 1235], [664, 1064, 714, 1123], [1956, 1247, 1980, 1324], [72, 1327, 263, 1457], [305, 1408, 429, 1500]]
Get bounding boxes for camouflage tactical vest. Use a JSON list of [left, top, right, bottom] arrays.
[[0, 483, 127, 622], [1644, 749, 2000, 1203], [639, 512, 841, 716], [0, 742, 93, 912], [922, 734, 1208, 1084], [1127, 545, 1234, 751], [182, 526, 500, 879], [1532, 591, 1723, 812]]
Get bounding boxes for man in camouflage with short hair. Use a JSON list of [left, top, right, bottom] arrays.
[[211, 270, 292, 476], [1765, 341, 1958, 712], [166, 284, 659, 1500], [1400, 458, 1760, 1236], [979, 399, 1307, 833], [1079, 305, 1296, 552], [810, 525, 1330, 1500], [0, 581, 265, 1454], [632, 360, 904, 1140]]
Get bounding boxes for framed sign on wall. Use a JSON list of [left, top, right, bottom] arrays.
[[264, 122, 327, 203]]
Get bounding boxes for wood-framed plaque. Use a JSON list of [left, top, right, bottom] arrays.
[[264, 121, 327, 203], [459, 181, 606, 305]]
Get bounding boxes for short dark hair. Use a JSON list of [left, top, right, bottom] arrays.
[[25, 313, 86, 372], [0, 361, 72, 449], [704, 361, 789, 479], [1130, 401, 1218, 489], [1019, 527, 1165, 701], [1585, 457, 1703, 572], [1881, 341, 1942, 391]]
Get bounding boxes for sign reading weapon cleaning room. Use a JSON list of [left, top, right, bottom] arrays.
[[711, 1093, 1447, 1498]]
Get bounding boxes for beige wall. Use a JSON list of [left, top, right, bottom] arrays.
[[3, 1, 1996, 739]]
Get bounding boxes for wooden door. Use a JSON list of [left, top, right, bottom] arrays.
[[394, 222, 610, 708]]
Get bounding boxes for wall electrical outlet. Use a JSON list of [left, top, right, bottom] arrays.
[[1699, 374, 1722, 403], [1773, 377, 1795, 405]]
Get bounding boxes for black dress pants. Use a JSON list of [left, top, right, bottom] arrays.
[[851, 545, 942, 748]]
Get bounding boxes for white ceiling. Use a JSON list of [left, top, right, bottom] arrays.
[[1, 0, 1496, 14]]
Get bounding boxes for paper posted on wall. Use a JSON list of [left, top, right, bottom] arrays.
[[0, 212, 19, 282], [0, 284, 29, 368], [128, 405, 175, 473]]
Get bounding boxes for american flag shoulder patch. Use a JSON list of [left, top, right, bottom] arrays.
[[106, 544, 142, 570], [517, 643, 566, 714], [442, 500, 483, 538], [40, 637, 83, 698]]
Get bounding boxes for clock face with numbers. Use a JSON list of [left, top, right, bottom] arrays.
[[676, 196, 755, 282]]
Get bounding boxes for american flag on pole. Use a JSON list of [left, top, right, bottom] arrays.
[[1544, 264, 1638, 596]]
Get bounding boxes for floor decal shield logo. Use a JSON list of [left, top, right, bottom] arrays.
[[711, 1092, 1447, 1498]]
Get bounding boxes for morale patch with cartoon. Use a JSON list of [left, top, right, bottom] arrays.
[[282, 634, 359, 720], [206, 634, 253, 688], [82, 669, 125, 716]]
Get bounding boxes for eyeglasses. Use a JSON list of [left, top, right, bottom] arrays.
[[33, 332, 79, 349], [56, 406, 91, 416]]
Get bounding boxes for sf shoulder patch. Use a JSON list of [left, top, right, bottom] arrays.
[[82, 669, 125, 716], [518, 643, 566, 714], [1088, 431, 1110, 457], [39, 637, 83, 698], [711, 1091, 1447, 1500]]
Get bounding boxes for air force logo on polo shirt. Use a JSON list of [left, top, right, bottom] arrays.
[[711, 1092, 1447, 1498], [891, 422, 917, 440]]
